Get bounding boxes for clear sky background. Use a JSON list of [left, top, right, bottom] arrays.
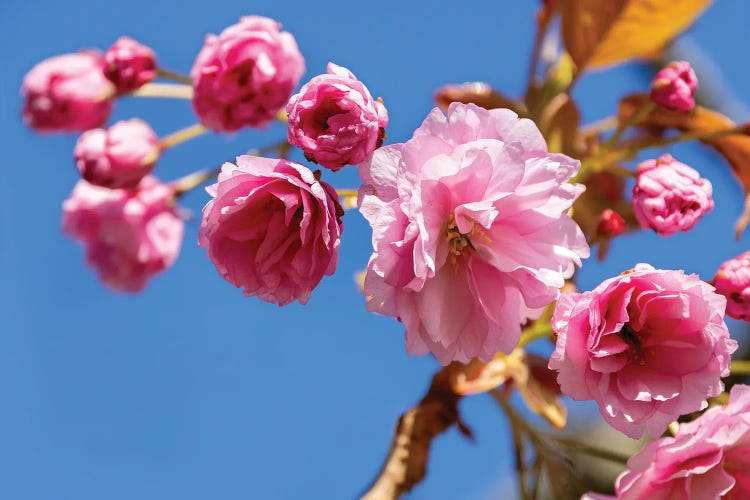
[[1, 1, 749, 499]]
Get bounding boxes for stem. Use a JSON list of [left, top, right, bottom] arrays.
[[731, 360, 750, 376], [335, 189, 359, 198], [605, 101, 655, 150], [581, 116, 619, 138], [130, 83, 193, 99], [551, 437, 631, 464], [642, 125, 748, 150], [276, 109, 289, 123], [172, 167, 222, 197], [247, 139, 292, 158], [157, 68, 193, 85], [524, 10, 550, 99], [160, 124, 208, 150], [518, 322, 554, 349]]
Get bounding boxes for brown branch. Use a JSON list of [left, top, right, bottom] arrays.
[[360, 365, 466, 499]]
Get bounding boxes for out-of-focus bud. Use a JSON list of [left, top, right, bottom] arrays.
[[714, 251, 750, 321], [632, 154, 713, 236], [22, 52, 115, 132], [103, 36, 157, 94], [650, 61, 698, 113], [74, 119, 159, 189], [595, 209, 626, 239]]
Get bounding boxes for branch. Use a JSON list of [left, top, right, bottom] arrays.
[[360, 366, 465, 499]]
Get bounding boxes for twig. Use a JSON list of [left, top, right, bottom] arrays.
[[360, 366, 464, 499]]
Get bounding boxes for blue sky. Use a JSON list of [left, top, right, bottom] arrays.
[[1, 1, 749, 498]]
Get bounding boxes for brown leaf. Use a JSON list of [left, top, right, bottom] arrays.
[[539, 93, 582, 157], [434, 82, 519, 113], [515, 353, 568, 430], [560, 0, 713, 70], [448, 354, 515, 396], [619, 93, 750, 236]]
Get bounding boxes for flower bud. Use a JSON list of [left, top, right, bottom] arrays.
[[286, 63, 388, 171], [62, 177, 184, 292], [22, 52, 115, 132], [103, 36, 157, 93], [714, 251, 750, 321], [190, 16, 305, 131], [650, 61, 698, 113], [595, 209, 625, 238], [74, 119, 159, 189], [632, 154, 713, 236]]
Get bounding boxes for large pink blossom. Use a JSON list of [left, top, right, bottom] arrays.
[[714, 251, 750, 322], [22, 52, 115, 132], [358, 103, 589, 365], [62, 176, 184, 292], [74, 119, 159, 189], [549, 264, 737, 439], [190, 16, 305, 131], [199, 155, 343, 305], [632, 154, 714, 236], [584, 384, 750, 499], [286, 62, 388, 171]]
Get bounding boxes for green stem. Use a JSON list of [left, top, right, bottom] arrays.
[[552, 437, 631, 464], [517, 322, 554, 349], [604, 101, 655, 150], [130, 83, 193, 99], [172, 167, 222, 197], [731, 360, 750, 376], [160, 123, 208, 150], [157, 68, 193, 85]]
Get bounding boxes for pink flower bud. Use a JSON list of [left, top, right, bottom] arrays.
[[22, 52, 115, 132], [103, 36, 157, 93], [595, 209, 625, 238], [714, 251, 750, 321], [632, 154, 713, 236], [286, 63, 388, 171], [190, 16, 305, 131], [62, 177, 184, 292], [74, 119, 160, 189], [549, 264, 737, 439], [199, 155, 343, 305], [650, 60, 698, 113]]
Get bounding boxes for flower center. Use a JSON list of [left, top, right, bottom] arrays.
[[446, 214, 488, 266], [618, 323, 645, 364]]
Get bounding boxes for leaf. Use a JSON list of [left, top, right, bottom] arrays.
[[539, 93, 581, 157], [448, 354, 515, 396], [619, 93, 750, 236], [560, 0, 713, 70], [515, 353, 568, 430], [434, 82, 520, 113]]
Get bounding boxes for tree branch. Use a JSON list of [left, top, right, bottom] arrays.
[[360, 366, 465, 499]]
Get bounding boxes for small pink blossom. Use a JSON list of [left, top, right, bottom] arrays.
[[190, 16, 305, 131], [650, 61, 698, 113], [22, 52, 115, 132], [62, 177, 184, 292], [715, 251, 750, 321], [286, 62, 388, 171], [549, 264, 737, 439], [584, 384, 750, 499], [359, 103, 589, 365], [74, 119, 159, 189], [103, 36, 157, 93], [199, 155, 343, 305], [632, 154, 714, 236]]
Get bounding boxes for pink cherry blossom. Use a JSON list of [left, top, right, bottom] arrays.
[[199, 155, 343, 305], [549, 264, 737, 439], [632, 154, 714, 236], [62, 176, 184, 292], [584, 384, 750, 499], [22, 52, 115, 132], [74, 119, 159, 189], [103, 36, 157, 94], [359, 102, 589, 365], [190, 16, 305, 131], [650, 60, 698, 113], [286, 62, 388, 171], [715, 251, 750, 321]]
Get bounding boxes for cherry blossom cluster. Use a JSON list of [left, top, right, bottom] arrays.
[[21, 12, 750, 499]]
